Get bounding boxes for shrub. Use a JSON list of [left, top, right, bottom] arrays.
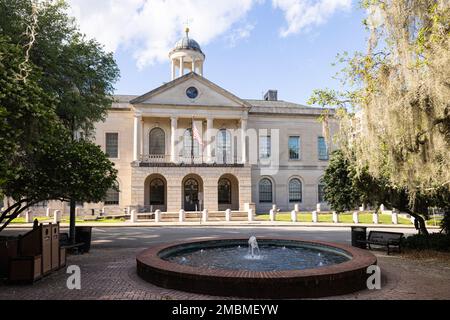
[[404, 233, 450, 252]]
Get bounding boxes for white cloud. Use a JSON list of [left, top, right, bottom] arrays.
[[272, 0, 352, 37], [67, 0, 258, 69], [226, 22, 256, 48]]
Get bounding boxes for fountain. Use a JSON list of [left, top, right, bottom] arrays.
[[248, 236, 260, 258], [137, 236, 377, 298]]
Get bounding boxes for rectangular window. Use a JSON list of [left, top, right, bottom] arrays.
[[260, 136, 271, 160], [318, 183, 326, 203], [105, 133, 119, 158], [318, 137, 329, 160], [104, 188, 119, 206], [289, 136, 301, 160]]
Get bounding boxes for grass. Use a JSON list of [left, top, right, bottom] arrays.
[[10, 216, 127, 224], [256, 212, 413, 225]]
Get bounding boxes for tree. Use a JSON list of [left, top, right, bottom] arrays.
[[0, 0, 120, 237], [0, 128, 118, 231], [309, 0, 450, 234]]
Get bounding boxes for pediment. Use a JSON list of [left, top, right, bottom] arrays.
[[130, 73, 251, 109]]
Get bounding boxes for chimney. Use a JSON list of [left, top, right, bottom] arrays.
[[264, 90, 278, 101]]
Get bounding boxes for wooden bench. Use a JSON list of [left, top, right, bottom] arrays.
[[358, 231, 404, 255], [59, 233, 85, 254]]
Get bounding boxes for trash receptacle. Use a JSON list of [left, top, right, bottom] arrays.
[[75, 226, 92, 253], [351, 226, 367, 249]]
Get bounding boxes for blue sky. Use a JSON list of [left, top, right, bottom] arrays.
[[68, 0, 368, 105]]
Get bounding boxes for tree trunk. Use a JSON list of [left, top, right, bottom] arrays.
[[407, 210, 429, 236], [69, 200, 76, 245]]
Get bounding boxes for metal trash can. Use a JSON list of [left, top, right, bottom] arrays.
[[351, 226, 367, 249], [75, 226, 92, 253]]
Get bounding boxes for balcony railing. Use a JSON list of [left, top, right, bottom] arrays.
[[138, 154, 244, 167]]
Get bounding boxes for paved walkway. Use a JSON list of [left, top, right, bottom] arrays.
[[1, 226, 449, 300]]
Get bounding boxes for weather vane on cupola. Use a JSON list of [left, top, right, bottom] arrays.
[[168, 18, 206, 80]]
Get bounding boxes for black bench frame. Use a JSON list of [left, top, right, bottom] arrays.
[[59, 233, 85, 254], [358, 231, 404, 255]]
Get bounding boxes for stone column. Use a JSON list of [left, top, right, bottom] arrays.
[[353, 211, 359, 224], [225, 209, 232, 222], [291, 210, 297, 222], [199, 63, 203, 76], [171, 60, 176, 80], [248, 209, 254, 222], [312, 211, 318, 223], [155, 210, 161, 223], [241, 118, 247, 164], [191, 59, 196, 73], [133, 113, 142, 162], [130, 210, 137, 223], [202, 209, 208, 223], [170, 117, 178, 163], [179, 209, 185, 222], [140, 118, 145, 157], [332, 211, 339, 223], [206, 117, 213, 163], [179, 57, 184, 77]]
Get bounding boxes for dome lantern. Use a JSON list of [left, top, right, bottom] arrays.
[[169, 28, 205, 80]]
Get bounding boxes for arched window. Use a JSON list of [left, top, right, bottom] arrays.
[[104, 183, 120, 206], [149, 128, 165, 155], [289, 178, 302, 203], [216, 129, 232, 164], [183, 128, 199, 158], [150, 178, 165, 205], [218, 178, 231, 204], [259, 178, 273, 203], [318, 180, 326, 203]]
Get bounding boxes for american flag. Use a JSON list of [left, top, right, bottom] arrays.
[[192, 120, 203, 146]]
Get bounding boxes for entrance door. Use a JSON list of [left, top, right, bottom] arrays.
[[184, 178, 199, 211]]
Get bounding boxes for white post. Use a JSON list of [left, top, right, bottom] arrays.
[[191, 58, 196, 73], [130, 210, 137, 223], [269, 209, 276, 222], [202, 209, 208, 223], [316, 203, 321, 212], [225, 209, 232, 222], [291, 210, 297, 222], [392, 210, 398, 225], [333, 211, 339, 223], [179, 209, 185, 223], [170, 117, 178, 163], [294, 204, 300, 213], [373, 212, 379, 224], [133, 113, 142, 162], [46, 207, 51, 217], [53, 210, 61, 223], [312, 211, 318, 223], [154, 210, 161, 223], [410, 215, 415, 225], [241, 118, 247, 164], [25, 210, 33, 223], [247, 209, 254, 222], [100, 207, 105, 216], [206, 117, 213, 163], [272, 204, 277, 212], [380, 204, 385, 212], [353, 211, 359, 224], [360, 204, 365, 212]]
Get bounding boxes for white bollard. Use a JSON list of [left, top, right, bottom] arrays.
[[316, 203, 321, 212], [100, 207, 105, 217], [25, 211, 33, 223], [353, 211, 359, 224], [269, 209, 276, 222], [312, 211, 318, 223], [333, 211, 339, 223], [392, 210, 398, 225], [46, 207, 51, 217], [373, 212, 379, 224], [291, 210, 297, 222], [359, 204, 365, 212], [225, 209, 232, 222], [294, 204, 300, 213], [380, 204, 385, 212], [130, 210, 137, 223], [53, 210, 61, 223], [248, 209, 254, 222], [155, 210, 161, 223], [410, 215, 415, 224], [202, 209, 208, 223], [179, 209, 185, 222]]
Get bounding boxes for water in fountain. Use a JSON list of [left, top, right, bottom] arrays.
[[247, 236, 261, 259]]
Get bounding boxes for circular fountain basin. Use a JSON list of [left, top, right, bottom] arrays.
[[136, 237, 377, 298]]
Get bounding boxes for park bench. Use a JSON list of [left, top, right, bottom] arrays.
[[59, 233, 85, 254], [358, 231, 404, 255]]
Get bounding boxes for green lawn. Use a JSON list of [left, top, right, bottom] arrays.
[[256, 212, 413, 225], [10, 216, 127, 224]]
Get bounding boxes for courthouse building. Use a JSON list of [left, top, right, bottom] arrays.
[[18, 29, 337, 215]]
